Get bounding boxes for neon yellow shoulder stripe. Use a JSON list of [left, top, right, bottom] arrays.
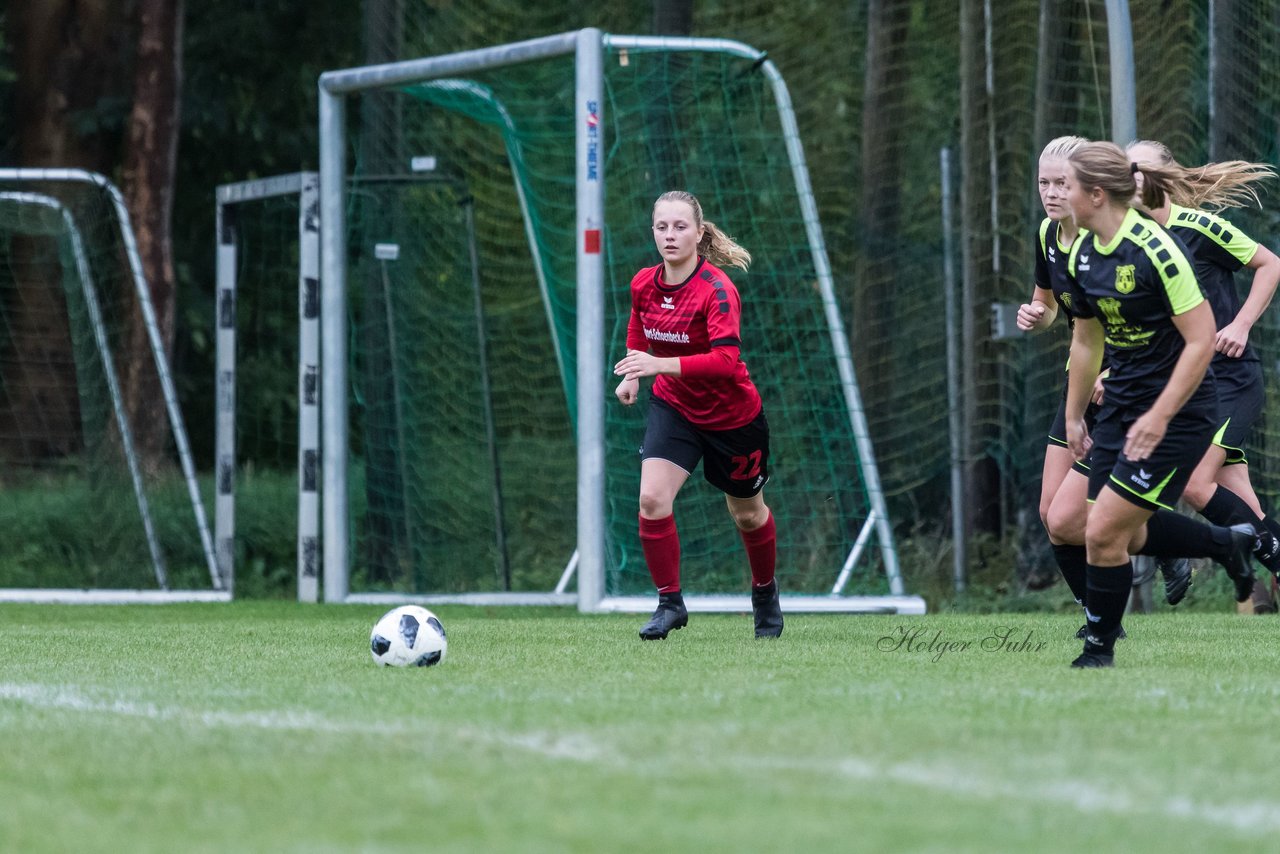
[[1121, 209, 1203, 314], [1169, 203, 1259, 265]]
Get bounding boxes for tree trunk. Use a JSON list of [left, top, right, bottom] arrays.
[[9, 0, 124, 169], [854, 0, 911, 419], [359, 0, 410, 586], [959, 0, 1001, 534], [647, 0, 694, 190], [120, 0, 185, 462], [0, 0, 127, 464], [652, 0, 693, 35], [1209, 0, 1260, 160]]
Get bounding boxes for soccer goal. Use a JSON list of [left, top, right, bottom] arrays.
[[215, 172, 321, 602], [0, 169, 222, 603], [316, 30, 924, 614]]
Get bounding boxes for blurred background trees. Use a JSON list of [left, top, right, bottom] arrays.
[[2, 0, 1278, 586]]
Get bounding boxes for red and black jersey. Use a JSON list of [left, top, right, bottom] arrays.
[[625, 257, 762, 430]]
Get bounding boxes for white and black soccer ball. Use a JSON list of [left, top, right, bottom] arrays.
[[370, 605, 448, 667]]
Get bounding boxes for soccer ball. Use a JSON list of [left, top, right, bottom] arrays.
[[370, 605, 448, 667]]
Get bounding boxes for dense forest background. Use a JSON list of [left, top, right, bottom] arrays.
[[2, 1, 1279, 594]]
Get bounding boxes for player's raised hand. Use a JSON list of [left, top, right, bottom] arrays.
[[615, 377, 639, 406], [1016, 301, 1046, 331], [614, 350, 661, 381]]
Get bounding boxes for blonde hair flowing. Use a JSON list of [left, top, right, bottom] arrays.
[[1128, 139, 1275, 211], [653, 190, 752, 272]]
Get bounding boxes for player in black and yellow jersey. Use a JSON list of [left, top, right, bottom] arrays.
[[1059, 142, 1257, 668], [1017, 136, 1126, 625], [1127, 140, 1280, 613]]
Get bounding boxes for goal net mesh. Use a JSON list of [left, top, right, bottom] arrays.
[[341, 44, 889, 597], [0, 177, 212, 591]]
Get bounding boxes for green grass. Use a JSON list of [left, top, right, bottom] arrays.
[[2, 604, 1278, 853]]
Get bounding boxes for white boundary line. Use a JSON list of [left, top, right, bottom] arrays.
[[2, 681, 1277, 836]]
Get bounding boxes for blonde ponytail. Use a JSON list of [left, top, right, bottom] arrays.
[[698, 220, 752, 271], [1128, 139, 1275, 211]]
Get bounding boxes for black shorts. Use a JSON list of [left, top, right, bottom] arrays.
[[640, 397, 770, 498], [1086, 403, 1218, 511], [1211, 360, 1264, 466], [1047, 378, 1098, 475]]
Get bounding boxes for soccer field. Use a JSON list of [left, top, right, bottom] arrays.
[[1, 604, 1276, 853]]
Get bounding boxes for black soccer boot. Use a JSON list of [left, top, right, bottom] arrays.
[[1252, 528, 1280, 580], [751, 579, 784, 638], [638, 590, 688, 640], [1071, 624, 1124, 668], [1156, 557, 1193, 606], [1220, 523, 1259, 603]]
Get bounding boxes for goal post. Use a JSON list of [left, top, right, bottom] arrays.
[[317, 29, 923, 614], [0, 169, 222, 603], [215, 172, 321, 602]]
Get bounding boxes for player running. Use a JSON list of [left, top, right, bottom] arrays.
[[613, 190, 782, 640], [1059, 142, 1256, 668]]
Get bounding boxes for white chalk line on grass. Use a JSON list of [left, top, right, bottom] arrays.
[[2, 681, 1276, 836], [0, 682, 610, 764]]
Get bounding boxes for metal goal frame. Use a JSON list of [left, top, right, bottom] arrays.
[[317, 29, 923, 615]]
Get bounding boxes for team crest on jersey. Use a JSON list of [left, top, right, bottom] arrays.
[[1114, 264, 1135, 294]]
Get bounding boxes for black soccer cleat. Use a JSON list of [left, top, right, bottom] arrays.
[[1157, 557, 1193, 606], [639, 591, 688, 640], [1071, 626, 1122, 668], [1221, 523, 1259, 603], [1253, 529, 1280, 579], [751, 579, 784, 638], [1076, 623, 1125, 640]]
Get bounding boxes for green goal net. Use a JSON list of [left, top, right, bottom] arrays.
[[322, 32, 913, 610], [0, 171, 219, 600]]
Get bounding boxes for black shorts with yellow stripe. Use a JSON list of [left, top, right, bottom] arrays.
[[1047, 380, 1099, 476], [1211, 359, 1263, 466], [1087, 402, 1218, 512]]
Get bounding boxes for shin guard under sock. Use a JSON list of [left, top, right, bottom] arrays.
[[739, 512, 777, 588], [639, 513, 681, 593], [1051, 543, 1088, 605], [1139, 509, 1229, 559], [1201, 486, 1264, 528], [1085, 562, 1133, 650]]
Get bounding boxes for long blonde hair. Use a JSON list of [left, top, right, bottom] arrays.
[[1127, 139, 1275, 211], [1069, 141, 1202, 213], [653, 190, 752, 271]]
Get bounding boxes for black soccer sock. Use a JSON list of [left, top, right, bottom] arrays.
[[1138, 509, 1222, 558], [1201, 486, 1263, 528], [1085, 562, 1133, 651], [1051, 543, 1088, 605]]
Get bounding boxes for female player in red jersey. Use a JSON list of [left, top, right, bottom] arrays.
[[613, 190, 782, 640]]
